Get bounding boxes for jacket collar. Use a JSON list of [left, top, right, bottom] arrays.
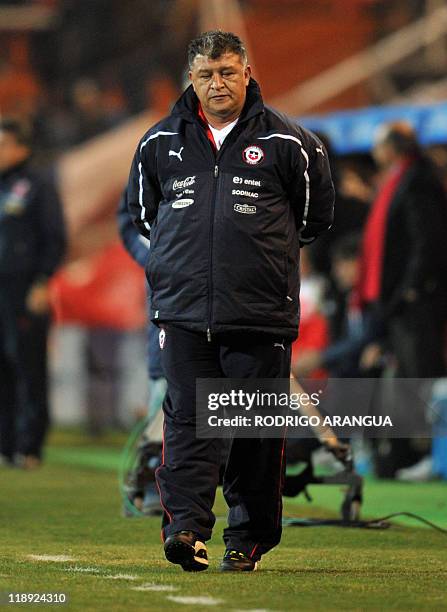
[[171, 78, 264, 125]]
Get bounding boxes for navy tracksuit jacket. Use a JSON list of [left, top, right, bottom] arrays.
[[128, 79, 334, 340], [127, 79, 334, 557]]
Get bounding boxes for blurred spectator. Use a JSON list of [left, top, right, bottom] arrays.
[[293, 234, 382, 379], [308, 135, 370, 278], [360, 122, 447, 478], [364, 121, 447, 377], [307, 137, 371, 344], [0, 119, 66, 468], [71, 78, 128, 144], [32, 90, 79, 155]]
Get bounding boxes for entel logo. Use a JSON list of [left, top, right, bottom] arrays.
[[233, 176, 262, 187]]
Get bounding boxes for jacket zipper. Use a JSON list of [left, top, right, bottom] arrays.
[[201, 120, 249, 342], [207, 162, 219, 342]]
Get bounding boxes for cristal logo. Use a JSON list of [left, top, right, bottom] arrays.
[[173, 176, 196, 190], [234, 203, 257, 215]]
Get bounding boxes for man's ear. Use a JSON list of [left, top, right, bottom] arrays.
[[244, 65, 252, 85]]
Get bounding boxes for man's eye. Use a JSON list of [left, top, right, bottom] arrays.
[[222, 72, 234, 77], [201, 74, 211, 80]]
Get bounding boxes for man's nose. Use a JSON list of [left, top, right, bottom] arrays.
[[211, 73, 224, 89]]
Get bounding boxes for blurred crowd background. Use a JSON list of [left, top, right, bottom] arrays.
[[1, 0, 447, 479]]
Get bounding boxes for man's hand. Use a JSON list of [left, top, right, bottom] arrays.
[[26, 281, 50, 315], [359, 343, 382, 371], [323, 439, 352, 467]]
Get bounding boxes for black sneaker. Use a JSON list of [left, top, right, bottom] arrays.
[[220, 549, 258, 572], [164, 531, 208, 572]]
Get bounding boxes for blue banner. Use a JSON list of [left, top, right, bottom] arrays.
[[297, 101, 447, 155]]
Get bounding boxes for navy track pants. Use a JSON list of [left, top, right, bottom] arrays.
[[155, 324, 291, 561]]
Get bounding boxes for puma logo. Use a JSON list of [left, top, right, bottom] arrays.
[[316, 146, 325, 156], [169, 146, 184, 162], [274, 342, 285, 351]]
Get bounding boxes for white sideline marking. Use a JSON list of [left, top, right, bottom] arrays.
[[27, 555, 75, 562], [131, 584, 178, 592], [167, 596, 223, 606], [105, 574, 139, 581], [68, 567, 99, 573]]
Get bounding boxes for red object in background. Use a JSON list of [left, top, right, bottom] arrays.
[[292, 311, 329, 379], [292, 280, 329, 379], [50, 241, 146, 331]]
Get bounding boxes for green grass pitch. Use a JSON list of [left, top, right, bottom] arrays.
[[0, 432, 446, 611]]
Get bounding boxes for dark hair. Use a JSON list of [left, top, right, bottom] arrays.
[[187, 30, 248, 68], [331, 233, 361, 262], [0, 119, 32, 147], [380, 122, 420, 157]]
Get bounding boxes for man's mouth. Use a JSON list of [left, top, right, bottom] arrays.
[[210, 94, 229, 101]]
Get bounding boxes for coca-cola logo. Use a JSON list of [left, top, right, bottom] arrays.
[[173, 176, 196, 190]]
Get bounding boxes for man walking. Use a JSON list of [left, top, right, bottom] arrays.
[[127, 31, 334, 571]]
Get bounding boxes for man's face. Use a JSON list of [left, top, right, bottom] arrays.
[[189, 52, 251, 125], [0, 130, 29, 173], [372, 141, 395, 169]]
